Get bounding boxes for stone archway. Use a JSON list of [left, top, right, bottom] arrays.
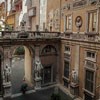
[[10, 45, 35, 94]]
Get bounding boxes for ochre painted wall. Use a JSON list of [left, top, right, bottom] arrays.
[[47, 0, 100, 33]]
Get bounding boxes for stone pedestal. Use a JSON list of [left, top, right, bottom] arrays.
[[70, 82, 79, 96], [34, 77, 42, 90], [0, 97, 3, 100], [3, 82, 11, 99]]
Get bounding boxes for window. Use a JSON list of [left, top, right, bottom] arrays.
[[64, 46, 70, 54], [86, 51, 95, 59], [41, 45, 57, 54], [64, 79, 69, 88], [65, 46, 70, 52], [42, 66, 52, 84], [64, 61, 70, 78], [88, 11, 97, 32], [15, 1, 22, 11], [85, 70, 94, 92], [65, 15, 72, 32]]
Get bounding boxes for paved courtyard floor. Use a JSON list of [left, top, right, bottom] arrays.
[[11, 87, 73, 100], [11, 57, 73, 100]]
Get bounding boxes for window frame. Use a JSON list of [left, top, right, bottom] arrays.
[[64, 46, 70, 54], [84, 69, 95, 93], [86, 9, 98, 33], [64, 60, 70, 79], [41, 65, 53, 85], [85, 50, 96, 62], [64, 14, 72, 32]]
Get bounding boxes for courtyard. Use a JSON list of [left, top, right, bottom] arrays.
[[11, 57, 73, 100], [11, 87, 73, 100]]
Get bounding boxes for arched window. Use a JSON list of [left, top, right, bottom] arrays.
[[41, 45, 57, 55]]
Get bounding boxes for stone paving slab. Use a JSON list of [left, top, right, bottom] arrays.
[[11, 88, 54, 100], [11, 87, 73, 100]]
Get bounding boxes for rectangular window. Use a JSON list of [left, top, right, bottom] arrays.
[[64, 46, 70, 55], [85, 70, 94, 92], [65, 46, 70, 52], [86, 51, 96, 60], [64, 79, 69, 88], [65, 15, 72, 32], [64, 61, 70, 78], [87, 51, 95, 58], [42, 66, 52, 84], [88, 11, 97, 32]]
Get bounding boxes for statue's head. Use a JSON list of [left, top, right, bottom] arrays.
[[6, 64, 8, 68]]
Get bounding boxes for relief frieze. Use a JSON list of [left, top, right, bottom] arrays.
[[73, 0, 87, 8]]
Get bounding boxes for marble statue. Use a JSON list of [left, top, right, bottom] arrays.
[[71, 69, 78, 83], [4, 64, 11, 82], [54, 86, 59, 94], [34, 57, 43, 79]]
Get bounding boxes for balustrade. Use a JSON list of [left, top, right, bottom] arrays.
[[0, 31, 100, 43]]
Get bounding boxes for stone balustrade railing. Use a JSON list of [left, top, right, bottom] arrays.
[[0, 31, 61, 39], [61, 32, 100, 42], [0, 31, 100, 42]]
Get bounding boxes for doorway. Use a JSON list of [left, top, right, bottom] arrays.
[[42, 65, 52, 84]]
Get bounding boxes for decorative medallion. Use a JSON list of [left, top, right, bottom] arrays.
[[75, 16, 82, 28]]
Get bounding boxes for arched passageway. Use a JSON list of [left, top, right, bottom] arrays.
[[1, 43, 59, 98], [11, 45, 34, 94]]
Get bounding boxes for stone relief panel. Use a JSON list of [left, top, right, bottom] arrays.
[[53, 9, 60, 31]]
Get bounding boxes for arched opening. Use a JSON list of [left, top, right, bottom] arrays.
[[11, 45, 34, 94], [40, 45, 58, 85]]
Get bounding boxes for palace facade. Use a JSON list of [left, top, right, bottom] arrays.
[[0, 0, 100, 100], [47, 0, 100, 100]]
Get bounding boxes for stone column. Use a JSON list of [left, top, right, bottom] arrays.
[[34, 45, 43, 90], [2, 46, 12, 99]]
